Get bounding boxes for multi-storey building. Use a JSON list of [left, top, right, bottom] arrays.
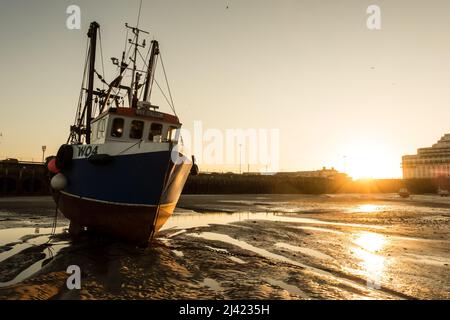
[[402, 134, 450, 179]]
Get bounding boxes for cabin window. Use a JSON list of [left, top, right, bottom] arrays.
[[97, 118, 106, 139], [129, 120, 144, 139], [167, 126, 178, 141], [148, 123, 163, 142], [111, 118, 124, 138]]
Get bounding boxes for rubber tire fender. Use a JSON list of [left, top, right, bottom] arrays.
[[56, 144, 74, 170]]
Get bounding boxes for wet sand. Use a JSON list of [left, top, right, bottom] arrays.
[[0, 194, 449, 300]]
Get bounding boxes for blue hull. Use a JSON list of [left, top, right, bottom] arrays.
[[55, 150, 192, 243], [65, 151, 180, 205]]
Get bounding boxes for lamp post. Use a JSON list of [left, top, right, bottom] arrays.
[[42, 146, 46, 163], [239, 144, 242, 174]]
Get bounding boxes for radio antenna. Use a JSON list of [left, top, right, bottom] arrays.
[[136, 0, 143, 29]]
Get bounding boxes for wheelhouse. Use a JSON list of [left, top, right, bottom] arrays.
[[90, 105, 181, 144]]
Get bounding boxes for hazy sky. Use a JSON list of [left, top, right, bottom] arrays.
[[1, 0, 450, 178]]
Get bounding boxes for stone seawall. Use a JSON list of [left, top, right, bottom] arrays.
[[0, 161, 49, 196], [1, 160, 448, 196]]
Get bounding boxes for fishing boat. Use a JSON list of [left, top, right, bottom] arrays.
[[438, 188, 449, 197], [398, 188, 410, 198], [47, 21, 197, 244]]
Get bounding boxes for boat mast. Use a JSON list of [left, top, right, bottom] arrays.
[[86, 21, 100, 144], [126, 23, 148, 108], [143, 40, 159, 102]]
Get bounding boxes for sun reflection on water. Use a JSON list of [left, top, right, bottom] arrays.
[[353, 232, 388, 288], [352, 204, 383, 213], [354, 232, 386, 252]]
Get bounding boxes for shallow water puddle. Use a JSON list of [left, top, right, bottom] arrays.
[[216, 200, 344, 214], [264, 277, 309, 299], [295, 226, 344, 235], [190, 232, 306, 268], [172, 250, 184, 257], [166, 229, 187, 238], [228, 256, 246, 264], [0, 227, 67, 264], [0, 235, 51, 263], [275, 243, 333, 261], [204, 245, 246, 264], [190, 232, 397, 298], [162, 212, 263, 229], [0, 227, 70, 288], [0, 242, 69, 288], [162, 211, 386, 231], [204, 245, 229, 254], [201, 277, 224, 292], [0, 227, 65, 246], [348, 204, 389, 214], [296, 225, 448, 244], [353, 232, 387, 253], [0, 243, 33, 264]]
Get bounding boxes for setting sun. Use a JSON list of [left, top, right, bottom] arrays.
[[341, 141, 401, 179]]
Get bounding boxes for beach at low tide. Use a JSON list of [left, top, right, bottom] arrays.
[[0, 194, 449, 300]]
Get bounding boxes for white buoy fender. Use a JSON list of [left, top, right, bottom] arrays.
[[51, 173, 68, 191]]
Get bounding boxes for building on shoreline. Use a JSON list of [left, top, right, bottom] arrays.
[[275, 167, 347, 180], [402, 134, 450, 179]]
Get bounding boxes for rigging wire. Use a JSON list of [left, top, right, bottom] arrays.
[[136, 46, 153, 101], [154, 78, 177, 115], [68, 37, 90, 143], [98, 29, 106, 90], [45, 192, 60, 245], [143, 40, 152, 63], [75, 39, 90, 123], [159, 53, 177, 116], [136, 47, 177, 114], [137, 45, 151, 67], [128, 0, 143, 103], [109, 37, 136, 106], [88, 28, 108, 116], [123, 27, 129, 57], [70, 3, 178, 118], [136, 48, 148, 71]]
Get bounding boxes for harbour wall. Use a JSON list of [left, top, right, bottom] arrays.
[[0, 161, 49, 196], [183, 174, 449, 195], [1, 161, 448, 196]]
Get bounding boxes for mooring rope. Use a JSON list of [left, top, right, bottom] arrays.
[[44, 192, 60, 246], [51, 193, 60, 236]]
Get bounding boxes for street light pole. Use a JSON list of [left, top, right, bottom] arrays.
[[42, 146, 46, 163], [239, 144, 242, 174]]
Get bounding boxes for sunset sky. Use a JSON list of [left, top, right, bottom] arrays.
[[1, 0, 450, 178]]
